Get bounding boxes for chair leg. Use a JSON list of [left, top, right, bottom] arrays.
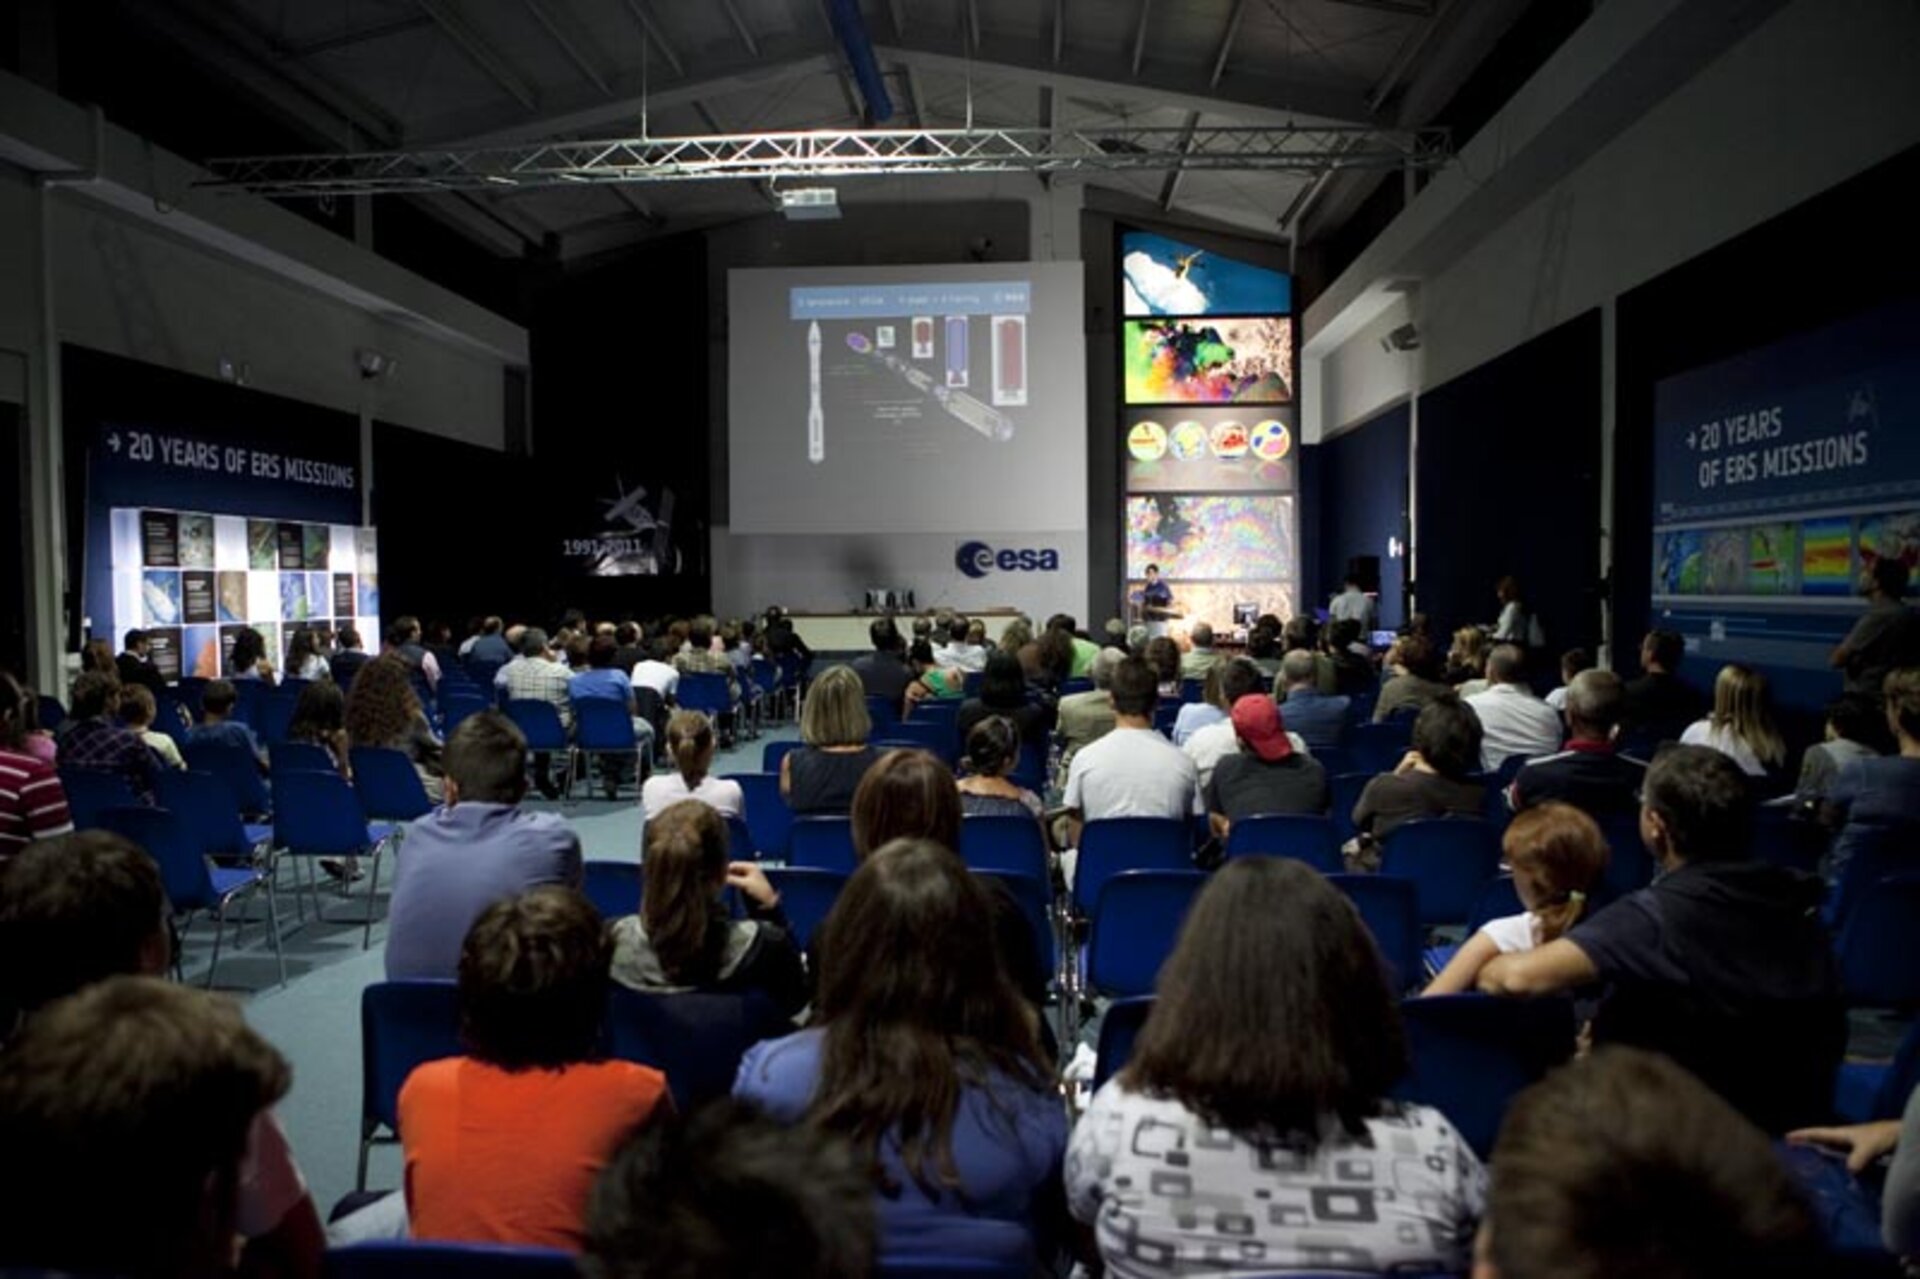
[[356, 1128, 373, 1194], [263, 880, 287, 987], [204, 905, 225, 990], [362, 841, 386, 950]]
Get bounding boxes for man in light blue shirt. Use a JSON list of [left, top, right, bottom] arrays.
[[384, 711, 583, 980], [570, 634, 656, 797]]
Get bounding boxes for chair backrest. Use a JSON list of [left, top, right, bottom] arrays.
[[439, 693, 492, 735], [1347, 722, 1411, 775], [1094, 995, 1155, 1091], [1058, 677, 1095, 697], [970, 869, 1057, 987], [866, 694, 901, 731], [97, 804, 216, 911], [878, 720, 956, 763], [1392, 993, 1578, 1158], [1467, 875, 1526, 932], [1087, 870, 1208, 998], [787, 815, 858, 873], [725, 813, 758, 860], [582, 861, 643, 919], [463, 658, 507, 688], [1828, 824, 1919, 934], [761, 739, 804, 775], [154, 768, 259, 860], [1752, 804, 1819, 872], [1178, 677, 1206, 704], [229, 678, 265, 726], [1312, 745, 1355, 778], [1836, 873, 1920, 1008], [359, 981, 463, 1133], [181, 738, 271, 818], [605, 987, 783, 1112], [1008, 742, 1048, 793], [272, 769, 375, 856], [1329, 772, 1372, 845], [761, 867, 847, 949], [958, 814, 1050, 880], [1871, 1016, 1920, 1122], [325, 1243, 576, 1279], [1150, 703, 1180, 738], [57, 768, 140, 830], [272, 740, 336, 775], [1072, 817, 1193, 918], [727, 772, 793, 861], [37, 693, 67, 733], [1595, 811, 1656, 900], [173, 678, 209, 720], [678, 672, 732, 716], [574, 698, 638, 751], [254, 692, 299, 746], [501, 700, 568, 752], [1223, 814, 1340, 874], [348, 746, 437, 822], [1380, 818, 1503, 926], [1328, 874, 1422, 993]]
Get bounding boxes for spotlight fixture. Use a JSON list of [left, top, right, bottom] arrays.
[[355, 348, 396, 380], [778, 188, 841, 220], [1379, 323, 1421, 353]]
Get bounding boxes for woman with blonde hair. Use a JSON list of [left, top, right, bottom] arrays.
[[1424, 801, 1610, 995], [641, 710, 743, 820], [779, 665, 880, 813], [1445, 626, 1491, 696], [1682, 663, 1786, 780]]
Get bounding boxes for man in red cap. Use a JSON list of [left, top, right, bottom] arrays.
[[1204, 694, 1330, 839]]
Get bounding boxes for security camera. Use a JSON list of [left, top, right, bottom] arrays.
[[355, 348, 395, 380]]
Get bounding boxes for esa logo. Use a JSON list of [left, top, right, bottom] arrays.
[[956, 541, 1060, 579]]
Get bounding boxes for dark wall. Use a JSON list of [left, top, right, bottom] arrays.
[[2, 403, 25, 676], [1416, 310, 1603, 663], [370, 421, 525, 634], [1312, 403, 1410, 630]]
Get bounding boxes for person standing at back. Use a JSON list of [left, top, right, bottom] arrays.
[[384, 711, 583, 980], [1832, 556, 1920, 698], [1329, 572, 1376, 630]]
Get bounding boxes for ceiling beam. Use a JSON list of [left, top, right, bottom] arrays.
[[1052, 0, 1066, 65], [1159, 110, 1200, 210], [1130, 0, 1154, 76], [415, 0, 538, 110], [719, 0, 760, 55], [523, 0, 610, 96], [283, 15, 435, 59], [967, 0, 982, 51], [620, 0, 685, 78], [1210, 0, 1245, 88]]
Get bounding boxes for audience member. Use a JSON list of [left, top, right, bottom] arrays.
[[329, 626, 371, 689], [630, 637, 682, 706], [0, 673, 72, 860], [734, 839, 1066, 1268], [1478, 745, 1844, 1134], [187, 677, 267, 771], [611, 800, 805, 1018], [1182, 659, 1289, 792], [57, 670, 160, 802], [467, 616, 515, 665], [285, 628, 329, 681], [1490, 575, 1534, 648], [8, 682, 57, 764], [228, 625, 277, 684], [1681, 663, 1785, 781], [996, 616, 1033, 657], [402, 887, 669, 1250], [1350, 696, 1486, 858], [119, 684, 184, 771], [1544, 647, 1592, 712], [583, 1100, 876, 1279], [572, 634, 657, 798], [345, 653, 444, 802], [780, 666, 881, 814], [1623, 628, 1705, 743], [1823, 667, 1920, 885], [1032, 625, 1077, 691], [285, 679, 351, 776], [956, 716, 1045, 821], [673, 616, 742, 721], [1329, 572, 1376, 628], [1275, 647, 1350, 752], [850, 618, 912, 712], [1064, 656, 1200, 857], [1446, 625, 1491, 695], [1068, 858, 1483, 1276], [114, 628, 166, 694], [1795, 693, 1885, 805], [938, 618, 989, 672], [1205, 695, 1329, 837], [1278, 617, 1333, 693], [1179, 621, 1221, 680], [1484, 1047, 1822, 1279], [1324, 618, 1376, 695], [0, 830, 166, 1017], [384, 712, 582, 980], [642, 710, 743, 820], [1832, 555, 1920, 697], [385, 615, 440, 692], [1465, 644, 1564, 772], [1790, 1081, 1920, 1260], [1509, 668, 1646, 814], [1244, 619, 1284, 678], [1055, 646, 1120, 771], [1170, 661, 1229, 746], [957, 649, 1053, 748], [1143, 635, 1181, 698], [904, 639, 967, 707], [1425, 802, 1609, 995], [1373, 634, 1450, 722], [850, 748, 961, 861], [495, 628, 571, 799]]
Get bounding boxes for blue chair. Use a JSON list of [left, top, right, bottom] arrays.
[[1150, 703, 1181, 738], [1595, 811, 1657, 899], [325, 1242, 575, 1279], [574, 698, 641, 798], [728, 772, 793, 860], [1329, 873, 1422, 992], [36, 693, 66, 733], [1836, 1017, 1920, 1125], [272, 740, 335, 774], [866, 694, 901, 732], [761, 867, 847, 949], [1312, 745, 1355, 777], [972, 869, 1059, 992], [57, 768, 141, 830], [254, 692, 299, 746], [1394, 993, 1578, 1158], [173, 678, 208, 721], [605, 987, 783, 1112], [154, 690, 194, 749], [1330, 771, 1372, 845], [1086, 870, 1207, 998], [788, 815, 858, 873], [502, 700, 576, 800], [879, 720, 957, 763], [230, 678, 265, 727], [1008, 741, 1048, 793], [98, 804, 284, 988], [1348, 721, 1411, 775], [761, 739, 803, 776], [960, 814, 1050, 880], [1071, 817, 1193, 919], [439, 692, 491, 735], [726, 813, 758, 860], [1826, 825, 1919, 934], [1422, 875, 1529, 978], [1093, 995, 1154, 1091], [678, 672, 734, 722], [1223, 813, 1341, 874], [1059, 677, 1095, 697], [961, 671, 985, 697], [349, 747, 437, 824], [356, 981, 463, 1192], [1178, 677, 1206, 704], [155, 769, 273, 862], [1380, 818, 1503, 927], [583, 861, 643, 919], [1835, 873, 1920, 1008], [271, 769, 398, 948], [182, 738, 271, 819]]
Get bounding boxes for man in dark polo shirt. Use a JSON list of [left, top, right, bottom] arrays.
[[850, 617, 912, 713], [1623, 629, 1705, 745], [1478, 746, 1843, 1135], [1204, 695, 1329, 838], [1509, 669, 1647, 815]]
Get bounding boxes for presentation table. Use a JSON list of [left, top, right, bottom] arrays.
[[785, 610, 1027, 653]]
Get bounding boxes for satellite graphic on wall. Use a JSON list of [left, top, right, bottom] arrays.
[[586, 476, 676, 577]]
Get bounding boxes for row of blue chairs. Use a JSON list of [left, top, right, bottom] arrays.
[[324, 1242, 1227, 1279]]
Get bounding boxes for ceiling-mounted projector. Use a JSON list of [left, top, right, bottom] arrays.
[[779, 188, 841, 220]]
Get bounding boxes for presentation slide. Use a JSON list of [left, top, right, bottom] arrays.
[[1650, 297, 1920, 692], [729, 264, 1086, 535], [1125, 408, 1295, 493]]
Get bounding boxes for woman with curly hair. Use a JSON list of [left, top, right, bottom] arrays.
[[344, 653, 444, 801]]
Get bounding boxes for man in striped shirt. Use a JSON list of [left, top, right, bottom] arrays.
[[2, 673, 73, 859]]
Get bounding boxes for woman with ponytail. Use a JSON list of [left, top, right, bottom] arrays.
[[954, 716, 1044, 821], [641, 710, 744, 820], [1423, 801, 1610, 995]]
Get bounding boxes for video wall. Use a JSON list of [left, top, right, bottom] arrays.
[[1650, 297, 1920, 696], [109, 506, 379, 682], [1118, 230, 1298, 632]]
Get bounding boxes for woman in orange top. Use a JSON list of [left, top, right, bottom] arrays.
[[399, 886, 670, 1251]]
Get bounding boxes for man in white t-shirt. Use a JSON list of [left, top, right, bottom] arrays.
[[1064, 656, 1200, 855], [631, 641, 682, 704], [1465, 644, 1565, 772], [1330, 575, 1376, 629]]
